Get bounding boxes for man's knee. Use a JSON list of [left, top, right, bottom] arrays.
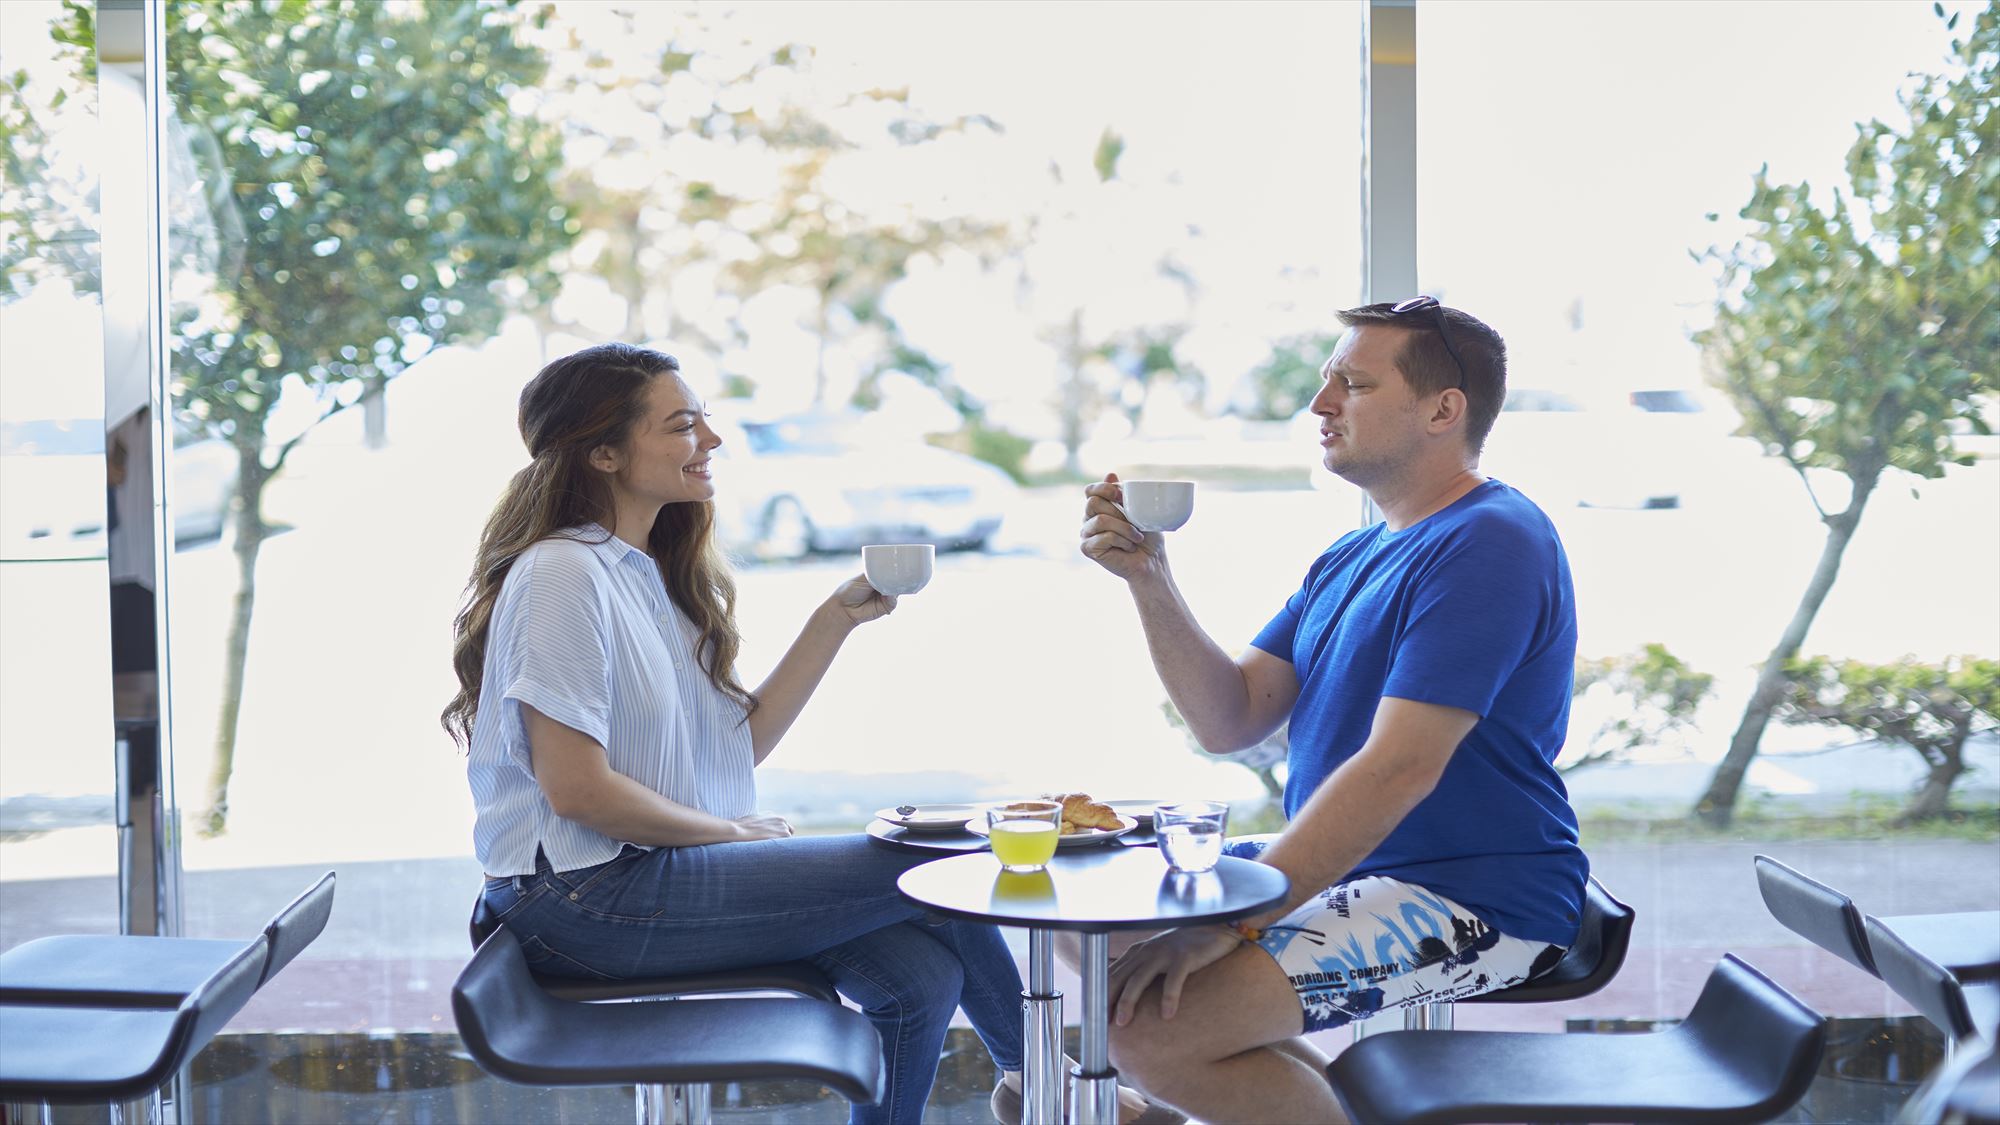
[[1107, 998, 1205, 1085]]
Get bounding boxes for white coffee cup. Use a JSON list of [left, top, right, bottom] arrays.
[[862, 544, 934, 595], [1119, 480, 1196, 532]]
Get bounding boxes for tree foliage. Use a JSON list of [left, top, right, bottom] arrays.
[[532, 4, 1006, 407], [1240, 331, 1342, 421], [1564, 644, 1715, 774], [1691, 1, 1998, 826], [156, 0, 573, 457], [1777, 654, 1999, 823], [0, 65, 96, 298], [53, 0, 574, 832]]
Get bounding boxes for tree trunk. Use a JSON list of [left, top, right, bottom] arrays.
[[199, 445, 270, 836], [1693, 473, 1878, 828], [362, 374, 388, 450], [812, 294, 831, 407], [1059, 310, 1087, 476], [1898, 736, 1968, 824], [615, 204, 646, 342]]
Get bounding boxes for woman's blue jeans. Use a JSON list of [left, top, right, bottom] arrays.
[[477, 835, 1025, 1125]]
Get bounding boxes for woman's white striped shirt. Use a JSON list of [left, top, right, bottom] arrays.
[[467, 525, 755, 876]]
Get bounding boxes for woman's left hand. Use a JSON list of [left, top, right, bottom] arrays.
[[828, 573, 897, 627], [1107, 924, 1244, 1025]]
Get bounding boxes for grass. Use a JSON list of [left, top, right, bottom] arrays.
[[805, 797, 2000, 845], [1577, 795, 2000, 845]]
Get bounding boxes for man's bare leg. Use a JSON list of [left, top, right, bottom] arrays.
[[1107, 941, 1344, 1124]]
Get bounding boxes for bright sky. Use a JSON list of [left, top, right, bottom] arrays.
[[2, 0, 1980, 422]]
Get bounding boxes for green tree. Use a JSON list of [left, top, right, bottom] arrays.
[[60, 0, 574, 833], [1564, 644, 1715, 773], [1029, 128, 1201, 475], [0, 66, 96, 298], [1241, 331, 1342, 421], [1690, 2, 1999, 827], [1776, 655, 1998, 823], [532, 4, 1008, 408]]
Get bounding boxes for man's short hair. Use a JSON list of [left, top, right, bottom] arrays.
[[1334, 302, 1508, 454]]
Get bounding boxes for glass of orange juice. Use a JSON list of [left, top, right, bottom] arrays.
[[987, 801, 1062, 872]]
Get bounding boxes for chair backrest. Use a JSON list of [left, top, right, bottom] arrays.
[[1467, 874, 1635, 1004], [1754, 854, 1876, 976], [452, 926, 552, 1080], [1683, 954, 1829, 1119], [130, 935, 270, 1098], [260, 871, 336, 988], [1865, 914, 1977, 1042]]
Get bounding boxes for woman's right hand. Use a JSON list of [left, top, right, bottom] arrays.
[[731, 812, 795, 841], [1080, 472, 1164, 582]]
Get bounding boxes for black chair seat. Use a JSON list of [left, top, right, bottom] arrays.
[[1875, 910, 2000, 981], [469, 898, 837, 1004], [0, 938, 267, 1105], [453, 927, 882, 1105], [1754, 854, 1878, 975], [1329, 955, 1826, 1124], [538, 962, 839, 1004], [1462, 875, 1633, 1004], [1866, 914, 1999, 1044], [0, 936, 246, 1008], [0, 871, 336, 1008]]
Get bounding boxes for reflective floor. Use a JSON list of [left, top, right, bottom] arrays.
[[8, 1014, 1943, 1124]]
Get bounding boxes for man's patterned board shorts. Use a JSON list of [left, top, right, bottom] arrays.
[[1223, 836, 1567, 1033]]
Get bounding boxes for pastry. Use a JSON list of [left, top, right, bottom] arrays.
[[1043, 792, 1122, 832]]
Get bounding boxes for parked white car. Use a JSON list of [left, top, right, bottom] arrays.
[[1480, 386, 1719, 510], [708, 411, 1016, 562], [0, 417, 237, 560]]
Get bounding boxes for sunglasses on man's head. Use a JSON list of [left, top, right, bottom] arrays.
[[1388, 295, 1468, 392]]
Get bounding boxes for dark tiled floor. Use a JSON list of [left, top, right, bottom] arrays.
[[22, 1015, 1943, 1124]]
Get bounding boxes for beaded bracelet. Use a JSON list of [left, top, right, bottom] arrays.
[[1229, 920, 1263, 943]]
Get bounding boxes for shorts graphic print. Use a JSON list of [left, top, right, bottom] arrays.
[[1222, 837, 1565, 1033]]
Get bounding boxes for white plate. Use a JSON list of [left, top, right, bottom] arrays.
[[965, 814, 1139, 847], [873, 804, 981, 832], [1103, 800, 1164, 825]]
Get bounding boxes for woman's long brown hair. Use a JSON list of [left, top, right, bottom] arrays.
[[442, 343, 755, 747]]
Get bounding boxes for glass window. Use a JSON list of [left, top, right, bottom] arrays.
[[1419, 1, 1996, 1113], [0, 0, 117, 948]]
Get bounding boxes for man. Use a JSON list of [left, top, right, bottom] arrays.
[[1077, 299, 1586, 1122]]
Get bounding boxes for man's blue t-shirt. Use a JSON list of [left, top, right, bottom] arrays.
[[1250, 479, 1585, 946]]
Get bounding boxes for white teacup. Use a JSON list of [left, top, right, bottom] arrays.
[[862, 544, 934, 595], [1119, 480, 1196, 533]]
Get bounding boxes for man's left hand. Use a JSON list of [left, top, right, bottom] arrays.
[[1108, 925, 1244, 1024]]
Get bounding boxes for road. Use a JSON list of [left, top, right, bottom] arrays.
[[1, 420, 1995, 880]]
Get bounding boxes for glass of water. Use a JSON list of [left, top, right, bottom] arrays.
[[1155, 801, 1228, 873]]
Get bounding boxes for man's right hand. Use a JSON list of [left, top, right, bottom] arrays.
[[1080, 472, 1164, 582]]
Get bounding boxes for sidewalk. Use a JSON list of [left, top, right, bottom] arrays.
[[2, 836, 1993, 1037]]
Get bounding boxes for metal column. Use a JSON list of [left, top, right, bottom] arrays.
[[97, 5, 186, 1114], [1357, 0, 1419, 530], [1022, 929, 1065, 1124]]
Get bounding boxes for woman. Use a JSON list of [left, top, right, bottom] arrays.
[[441, 343, 1033, 1124]]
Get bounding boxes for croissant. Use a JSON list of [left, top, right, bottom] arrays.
[[1046, 792, 1122, 831]]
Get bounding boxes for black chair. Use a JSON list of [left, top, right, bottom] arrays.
[[1368, 874, 1634, 1033], [0, 873, 334, 1120], [1895, 1035, 2000, 1124], [1755, 854, 1878, 975], [453, 927, 882, 1124], [0, 870, 336, 1007], [1329, 954, 1827, 1123], [0, 934, 268, 1108], [467, 902, 840, 1121], [1867, 914, 2000, 1047]]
